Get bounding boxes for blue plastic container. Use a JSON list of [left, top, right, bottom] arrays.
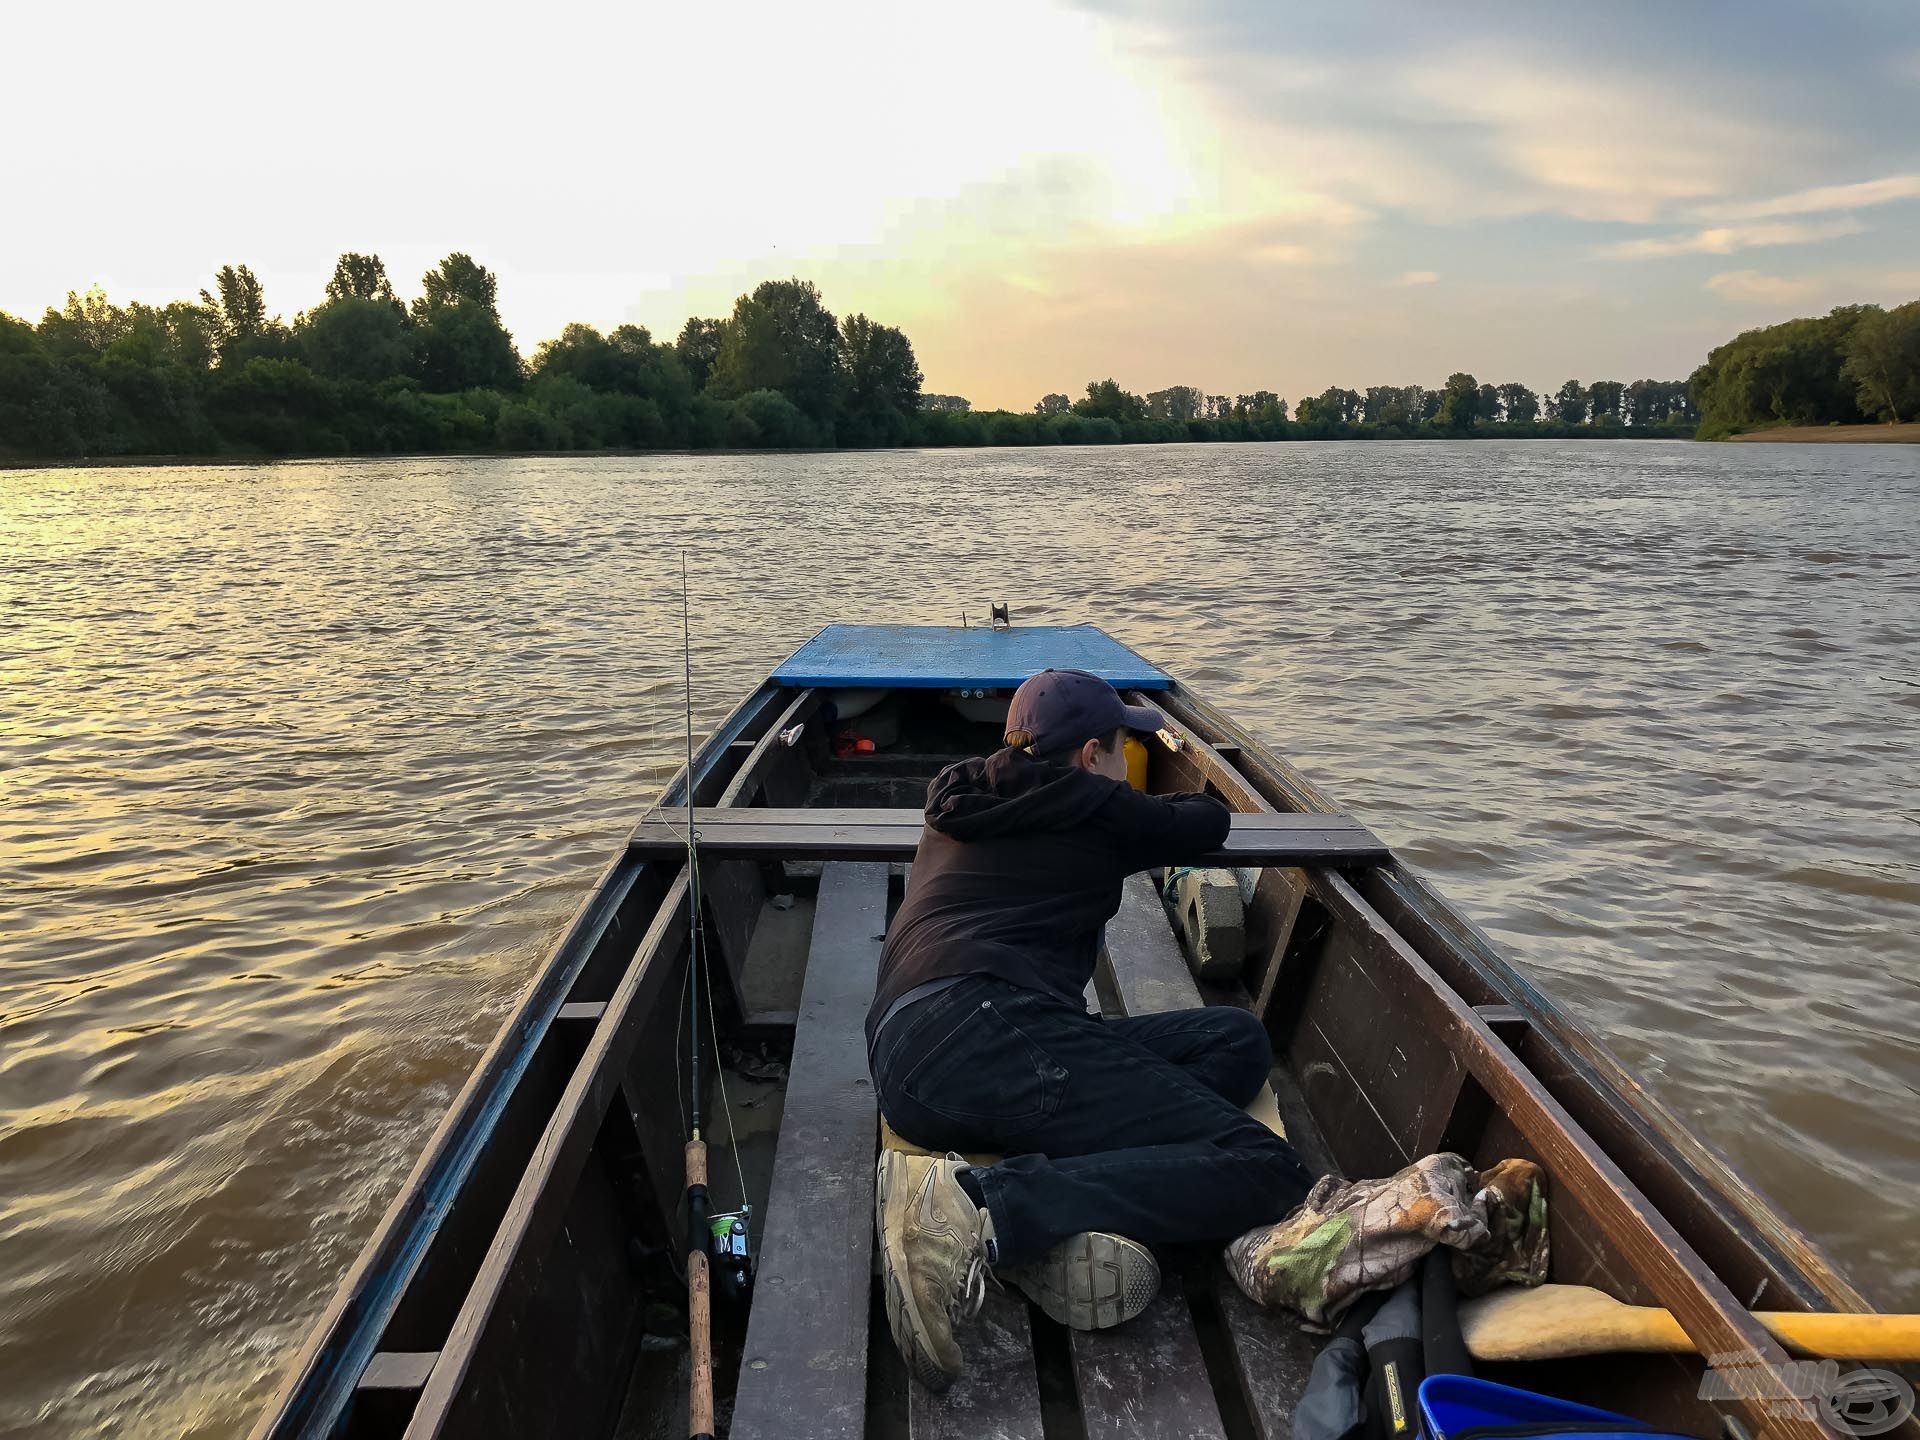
[[1419, 1374, 1694, 1440]]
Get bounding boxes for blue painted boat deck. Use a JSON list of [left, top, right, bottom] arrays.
[[771, 624, 1171, 690]]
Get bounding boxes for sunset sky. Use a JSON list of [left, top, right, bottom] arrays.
[[4, 0, 1916, 410]]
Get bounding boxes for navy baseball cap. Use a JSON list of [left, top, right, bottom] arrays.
[[1004, 668, 1164, 757]]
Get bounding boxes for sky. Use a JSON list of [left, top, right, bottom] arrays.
[[3, 0, 1916, 410]]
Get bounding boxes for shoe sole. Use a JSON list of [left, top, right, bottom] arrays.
[[1005, 1232, 1160, 1331], [875, 1150, 960, 1392]]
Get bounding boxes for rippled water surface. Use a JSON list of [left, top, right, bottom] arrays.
[[2, 443, 1917, 1438]]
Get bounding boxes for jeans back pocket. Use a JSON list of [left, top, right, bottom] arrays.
[[898, 997, 1068, 1130]]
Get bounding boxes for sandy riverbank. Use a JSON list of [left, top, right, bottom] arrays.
[[1724, 422, 1920, 443]]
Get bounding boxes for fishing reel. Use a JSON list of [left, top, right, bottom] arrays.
[[707, 1205, 755, 1306]]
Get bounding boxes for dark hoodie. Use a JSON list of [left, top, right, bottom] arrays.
[[865, 747, 1232, 1047]]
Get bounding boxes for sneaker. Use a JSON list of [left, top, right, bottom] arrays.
[[1001, 1231, 1160, 1330], [875, 1150, 993, 1391]]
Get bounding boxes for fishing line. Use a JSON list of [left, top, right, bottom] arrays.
[[676, 551, 751, 1208]]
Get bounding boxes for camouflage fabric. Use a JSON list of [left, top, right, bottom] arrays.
[[1223, 1152, 1549, 1325]]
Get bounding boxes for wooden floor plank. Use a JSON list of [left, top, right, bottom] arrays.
[[1212, 1277, 1322, 1440], [730, 862, 889, 1440], [909, 1289, 1046, 1440], [1069, 1290, 1227, 1440]]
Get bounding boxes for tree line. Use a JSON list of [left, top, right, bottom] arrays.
[[0, 252, 1708, 460], [997, 373, 1696, 441], [1688, 300, 1920, 437], [0, 256, 925, 458]]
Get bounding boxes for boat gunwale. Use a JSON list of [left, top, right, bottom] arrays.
[[1144, 689, 1829, 1440], [1155, 682, 1870, 1316], [247, 678, 788, 1440]]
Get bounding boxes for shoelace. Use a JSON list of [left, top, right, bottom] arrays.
[[940, 1154, 997, 1323], [955, 1243, 991, 1322]]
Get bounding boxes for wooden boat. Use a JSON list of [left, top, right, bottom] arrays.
[[253, 623, 1899, 1440]]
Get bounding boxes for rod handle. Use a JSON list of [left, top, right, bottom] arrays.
[[689, 1249, 714, 1438]]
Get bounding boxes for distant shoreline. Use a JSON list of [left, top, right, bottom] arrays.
[[0, 432, 1702, 472], [1722, 423, 1920, 444]]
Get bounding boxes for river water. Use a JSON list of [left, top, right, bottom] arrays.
[[2, 442, 1916, 1438]]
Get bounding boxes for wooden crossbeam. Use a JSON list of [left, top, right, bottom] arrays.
[[630, 808, 1388, 866]]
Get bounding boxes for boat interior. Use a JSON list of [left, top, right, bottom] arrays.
[[289, 626, 1896, 1440]]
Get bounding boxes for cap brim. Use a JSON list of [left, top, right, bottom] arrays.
[[1119, 700, 1165, 733]]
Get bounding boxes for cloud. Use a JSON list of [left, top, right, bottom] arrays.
[[1250, 243, 1315, 265], [1396, 270, 1439, 286], [1390, 52, 1798, 224], [1602, 218, 1864, 259], [1693, 174, 1920, 223], [1705, 270, 1822, 303], [1147, 38, 1810, 231]]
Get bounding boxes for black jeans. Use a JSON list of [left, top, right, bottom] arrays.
[[870, 975, 1315, 1267]]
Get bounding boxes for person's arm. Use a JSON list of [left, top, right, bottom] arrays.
[[1100, 783, 1232, 872]]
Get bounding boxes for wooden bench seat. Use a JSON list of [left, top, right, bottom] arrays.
[[630, 807, 1389, 867]]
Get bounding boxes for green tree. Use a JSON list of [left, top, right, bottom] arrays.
[[1588, 380, 1624, 422], [1438, 372, 1480, 430], [1552, 380, 1588, 424], [206, 356, 341, 452], [1497, 383, 1539, 423], [529, 322, 694, 443], [729, 387, 817, 447], [200, 264, 272, 359], [1145, 385, 1203, 421], [325, 253, 400, 308], [495, 399, 565, 450], [1690, 306, 1871, 435], [1622, 378, 1692, 427], [1071, 378, 1147, 423], [674, 317, 724, 389], [922, 394, 971, 412], [417, 299, 522, 392], [1306, 388, 1354, 424], [148, 301, 219, 372], [707, 278, 843, 427], [414, 252, 499, 317], [39, 287, 135, 356], [1477, 381, 1502, 422], [1, 312, 116, 454], [1034, 392, 1070, 416], [298, 296, 414, 383], [533, 322, 685, 402], [1841, 301, 1920, 423], [1363, 385, 1419, 425], [838, 313, 922, 445]]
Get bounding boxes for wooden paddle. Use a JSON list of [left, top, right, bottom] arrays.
[[1461, 1284, 1920, 1363]]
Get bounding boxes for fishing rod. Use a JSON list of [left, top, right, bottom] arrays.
[[676, 552, 753, 1440], [677, 550, 719, 1440]]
